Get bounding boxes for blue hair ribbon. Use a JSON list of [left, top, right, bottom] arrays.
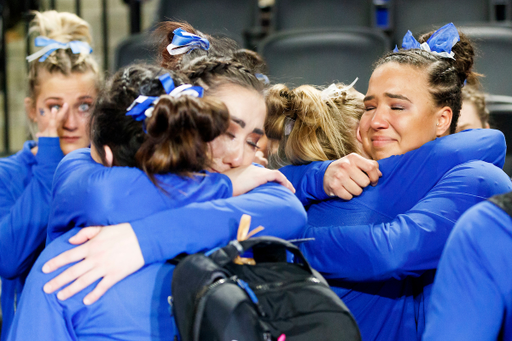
[[166, 28, 210, 56], [393, 23, 460, 60], [255, 73, 270, 85], [26, 36, 93, 63], [126, 73, 204, 129]]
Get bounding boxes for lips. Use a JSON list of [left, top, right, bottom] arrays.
[[61, 136, 80, 143], [370, 136, 396, 148]]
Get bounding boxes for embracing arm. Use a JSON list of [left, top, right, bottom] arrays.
[[301, 161, 512, 281], [283, 128, 506, 207], [133, 182, 306, 264], [42, 182, 306, 304], [0, 137, 63, 278]]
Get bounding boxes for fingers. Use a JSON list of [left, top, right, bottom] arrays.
[[83, 277, 117, 305], [267, 169, 295, 193], [324, 153, 382, 199], [42, 103, 69, 138], [42, 244, 89, 274], [43, 253, 93, 293], [348, 153, 382, 186], [56, 266, 105, 302], [69, 226, 102, 244]]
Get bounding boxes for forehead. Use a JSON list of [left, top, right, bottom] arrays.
[[368, 62, 429, 97], [213, 83, 266, 127], [35, 70, 98, 100]]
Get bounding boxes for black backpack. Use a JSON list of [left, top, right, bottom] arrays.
[[170, 236, 361, 341]]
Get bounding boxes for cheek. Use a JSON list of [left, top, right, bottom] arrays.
[[358, 115, 371, 139], [208, 136, 228, 161]]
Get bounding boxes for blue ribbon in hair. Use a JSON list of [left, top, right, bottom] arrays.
[[26, 36, 93, 63], [166, 28, 210, 56], [126, 73, 204, 128], [393, 23, 460, 59]]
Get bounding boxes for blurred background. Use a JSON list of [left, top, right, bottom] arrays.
[[2, 0, 512, 172]]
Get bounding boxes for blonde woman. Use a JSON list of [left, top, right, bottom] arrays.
[[0, 11, 100, 338]]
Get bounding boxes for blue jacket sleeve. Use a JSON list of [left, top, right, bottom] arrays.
[[301, 161, 512, 281], [131, 183, 307, 264], [0, 138, 63, 279], [281, 129, 506, 206], [423, 201, 512, 341], [47, 149, 233, 243]]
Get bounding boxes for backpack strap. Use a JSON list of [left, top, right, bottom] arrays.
[[210, 236, 315, 274], [489, 191, 512, 217]]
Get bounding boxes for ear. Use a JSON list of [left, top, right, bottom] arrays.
[[435, 106, 453, 137], [356, 124, 363, 143], [25, 98, 37, 122], [104, 145, 114, 167]]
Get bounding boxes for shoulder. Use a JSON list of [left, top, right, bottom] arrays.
[[452, 199, 512, 242], [0, 147, 35, 190], [441, 160, 512, 194]]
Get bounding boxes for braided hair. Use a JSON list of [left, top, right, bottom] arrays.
[[183, 57, 265, 96]]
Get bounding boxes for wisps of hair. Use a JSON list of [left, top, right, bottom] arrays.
[[265, 83, 363, 167]]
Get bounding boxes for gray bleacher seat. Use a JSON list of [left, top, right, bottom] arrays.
[[392, 0, 492, 45], [113, 32, 159, 71], [258, 27, 390, 92], [460, 24, 512, 97], [155, 0, 259, 46], [487, 95, 512, 176], [113, 0, 259, 72], [273, 0, 373, 31]]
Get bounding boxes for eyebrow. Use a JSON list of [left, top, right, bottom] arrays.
[[363, 93, 412, 103], [231, 116, 264, 136], [385, 92, 412, 102], [44, 95, 94, 101], [231, 116, 246, 128]]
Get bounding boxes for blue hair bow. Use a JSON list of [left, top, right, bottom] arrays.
[[166, 28, 210, 56], [26, 36, 93, 63], [393, 23, 460, 60], [126, 73, 204, 127]]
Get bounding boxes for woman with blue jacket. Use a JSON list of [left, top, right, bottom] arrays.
[[265, 23, 512, 340], [0, 11, 100, 339]]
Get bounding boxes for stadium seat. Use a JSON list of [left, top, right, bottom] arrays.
[[258, 27, 390, 91], [487, 95, 512, 176], [113, 32, 159, 71], [154, 0, 259, 46], [461, 24, 512, 96], [273, 0, 373, 30], [392, 0, 493, 45]]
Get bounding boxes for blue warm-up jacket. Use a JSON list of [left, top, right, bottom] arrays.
[[280, 129, 512, 341], [0, 138, 63, 340], [423, 197, 512, 341]]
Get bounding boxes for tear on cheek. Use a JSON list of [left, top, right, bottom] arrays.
[[39, 108, 45, 116]]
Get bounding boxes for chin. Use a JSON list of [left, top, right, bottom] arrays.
[[60, 142, 87, 156]]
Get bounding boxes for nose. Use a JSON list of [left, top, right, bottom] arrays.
[[369, 106, 389, 130], [61, 106, 78, 131], [223, 141, 244, 169]]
